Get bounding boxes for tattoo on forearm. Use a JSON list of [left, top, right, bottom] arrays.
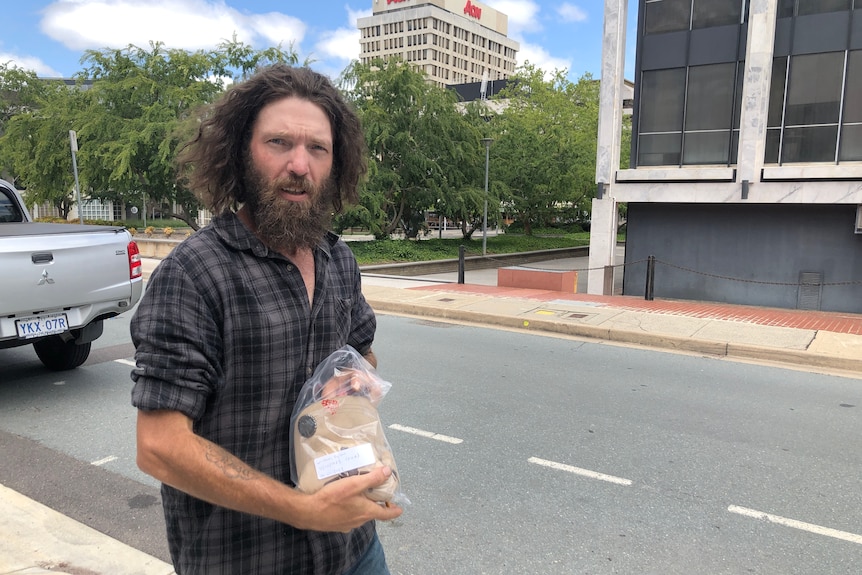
[[199, 438, 258, 481]]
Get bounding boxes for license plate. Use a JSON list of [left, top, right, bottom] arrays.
[[15, 313, 70, 339]]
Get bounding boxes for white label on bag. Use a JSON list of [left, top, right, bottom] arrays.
[[314, 443, 376, 480]]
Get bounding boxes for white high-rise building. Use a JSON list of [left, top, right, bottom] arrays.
[[357, 0, 520, 87]]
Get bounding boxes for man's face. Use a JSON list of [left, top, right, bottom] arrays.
[[244, 96, 335, 252]]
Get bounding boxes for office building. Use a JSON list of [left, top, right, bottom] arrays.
[[357, 0, 519, 87], [591, 0, 862, 313]]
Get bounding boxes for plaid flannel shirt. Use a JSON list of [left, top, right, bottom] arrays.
[[131, 212, 377, 575]]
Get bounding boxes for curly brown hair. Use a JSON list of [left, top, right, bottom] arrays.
[[177, 65, 367, 216]]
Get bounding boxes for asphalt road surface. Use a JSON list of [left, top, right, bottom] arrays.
[[1, 310, 861, 574]]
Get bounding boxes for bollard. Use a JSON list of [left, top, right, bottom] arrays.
[[458, 245, 465, 284], [645, 255, 655, 301]]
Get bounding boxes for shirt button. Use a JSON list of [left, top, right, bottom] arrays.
[[306, 367, 313, 376], [286, 264, 294, 271]]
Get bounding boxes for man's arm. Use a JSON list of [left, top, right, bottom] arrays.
[[363, 348, 377, 369], [136, 409, 402, 533]]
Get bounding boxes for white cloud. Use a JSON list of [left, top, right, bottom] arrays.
[[517, 41, 571, 79], [310, 6, 371, 77], [485, 0, 542, 35], [346, 6, 372, 27], [0, 52, 62, 77], [39, 0, 304, 53], [315, 27, 360, 63], [557, 3, 588, 23], [246, 13, 307, 49]]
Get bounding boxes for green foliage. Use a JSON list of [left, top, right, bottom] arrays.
[[340, 58, 486, 239], [0, 40, 299, 225], [493, 63, 600, 235], [347, 233, 588, 265]]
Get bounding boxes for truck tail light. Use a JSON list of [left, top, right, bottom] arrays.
[[128, 240, 143, 279]]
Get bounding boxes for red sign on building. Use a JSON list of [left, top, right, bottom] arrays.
[[464, 0, 482, 19]]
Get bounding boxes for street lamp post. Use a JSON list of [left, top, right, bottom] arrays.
[[69, 131, 84, 224], [481, 137, 493, 256]]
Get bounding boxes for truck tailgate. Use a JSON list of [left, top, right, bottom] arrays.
[[0, 225, 136, 317]]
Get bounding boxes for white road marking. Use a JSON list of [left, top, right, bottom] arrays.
[[528, 457, 633, 486], [388, 423, 463, 444], [91, 455, 118, 466], [728, 505, 862, 545], [115, 359, 136, 367]]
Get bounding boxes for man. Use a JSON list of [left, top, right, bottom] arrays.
[[130, 64, 402, 575]]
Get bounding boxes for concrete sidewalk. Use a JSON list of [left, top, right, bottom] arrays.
[[0, 483, 174, 575], [3, 256, 859, 575]]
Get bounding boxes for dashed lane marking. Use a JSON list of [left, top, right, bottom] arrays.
[[528, 457, 633, 486], [91, 455, 118, 466], [728, 505, 862, 545], [388, 423, 463, 444]]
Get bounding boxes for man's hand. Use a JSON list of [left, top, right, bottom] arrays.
[[294, 466, 403, 533]]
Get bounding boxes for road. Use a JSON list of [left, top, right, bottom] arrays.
[[1, 307, 861, 573]]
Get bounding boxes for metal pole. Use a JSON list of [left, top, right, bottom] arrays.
[[645, 255, 656, 301], [481, 138, 493, 256], [458, 245, 465, 284], [69, 131, 84, 224]]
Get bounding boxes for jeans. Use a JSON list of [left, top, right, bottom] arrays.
[[342, 533, 390, 575]]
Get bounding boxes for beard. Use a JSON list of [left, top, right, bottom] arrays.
[[243, 161, 334, 254]]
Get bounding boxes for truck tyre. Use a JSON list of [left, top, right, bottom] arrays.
[[32, 336, 91, 371]]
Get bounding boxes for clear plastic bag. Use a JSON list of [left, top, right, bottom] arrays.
[[289, 345, 408, 506]]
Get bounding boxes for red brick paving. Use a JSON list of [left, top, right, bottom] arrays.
[[410, 283, 862, 336]]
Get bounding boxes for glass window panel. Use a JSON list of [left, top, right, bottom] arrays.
[[784, 52, 844, 126], [839, 124, 862, 160], [639, 68, 687, 133], [767, 57, 788, 128], [645, 0, 692, 35], [781, 126, 838, 162], [730, 129, 740, 163], [843, 51, 862, 123], [685, 63, 736, 131], [692, 0, 742, 29], [778, 0, 795, 18], [638, 133, 682, 166], [765, 128, 781, 163], [797, 0, 851, 16], [683, 131, 731, 164]]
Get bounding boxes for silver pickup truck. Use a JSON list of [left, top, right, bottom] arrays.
[[0, 178, 143, 370]]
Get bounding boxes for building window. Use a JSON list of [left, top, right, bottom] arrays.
[[638, 68, 686, 165], [644, 0, 691, 34], [683, 63, 738, 164], [637, 62, 742, 166], [766, 48, 860, 163], [692, 0, 743, 28]]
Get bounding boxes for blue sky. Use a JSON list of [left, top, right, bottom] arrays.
[[1, 1, 637, 82]]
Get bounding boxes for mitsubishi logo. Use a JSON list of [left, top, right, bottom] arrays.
[[37, 269, 55, 286]]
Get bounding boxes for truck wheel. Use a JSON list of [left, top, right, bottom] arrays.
[[32, 336, 92, 371]]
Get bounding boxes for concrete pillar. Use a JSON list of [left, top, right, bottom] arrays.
[[589, 0, 627, 295], [588, 197, 619, 294], [736, 0, 779, 190]]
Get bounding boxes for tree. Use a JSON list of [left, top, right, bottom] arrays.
[[493, 64, 600, 235], [0, 40, 300, 226], [340, 57, 485, 239], [76, 40, 300, 228], [0, 66, 85, 216]]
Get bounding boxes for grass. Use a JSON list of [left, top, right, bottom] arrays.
[[347, 232, 594, 265]]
